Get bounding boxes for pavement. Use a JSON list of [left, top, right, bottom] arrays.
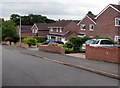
[[66, 53, 85, 59], [3, 45, 120, 80]]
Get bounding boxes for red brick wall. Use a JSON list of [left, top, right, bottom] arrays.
[[38, 45, 65, 54], [86, 45, 120, 63], [95, 7, 120, 40], [78, 16, 96, 37]]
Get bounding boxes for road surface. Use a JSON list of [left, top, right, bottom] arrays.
[[2, 47, 118, 86]]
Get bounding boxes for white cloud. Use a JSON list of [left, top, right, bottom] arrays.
[[1, 0, 119, 20]]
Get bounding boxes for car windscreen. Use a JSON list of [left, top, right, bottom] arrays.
[[100, 40, 115, 45], [85, 40, 96, 44]]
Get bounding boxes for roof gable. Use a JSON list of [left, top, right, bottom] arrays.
[[95, 4, 120, 19], [77, 15, 96, 25]]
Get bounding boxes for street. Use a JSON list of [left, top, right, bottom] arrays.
[[2, 47, 118, 86]]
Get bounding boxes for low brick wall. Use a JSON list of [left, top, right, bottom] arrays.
[[38, 45, 65, 54], [86, 45, 120, 63], [16, 43, 29, 48]]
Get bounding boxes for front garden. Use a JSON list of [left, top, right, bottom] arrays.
[[2, 36, 111, 54]]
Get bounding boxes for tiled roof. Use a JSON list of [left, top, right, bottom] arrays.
[[48, 20, 75, 27], [110, 4, 120, 11], [48, 31, 78, 38], [87, 14, 97, 22], [35, 23, 52, 31], [21, 25, 32, 32]]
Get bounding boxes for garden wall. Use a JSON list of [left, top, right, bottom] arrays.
[[86, 45, 120, 63], [38, 45, 65, 55]]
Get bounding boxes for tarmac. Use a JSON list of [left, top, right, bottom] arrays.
[[3, 45, 120, 80]]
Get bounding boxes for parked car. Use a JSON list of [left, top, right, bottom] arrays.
[[45, 39, 64, 44], [82, 39, 115, 51]]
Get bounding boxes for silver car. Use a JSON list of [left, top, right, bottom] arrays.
[[82, 39, 115, 51]]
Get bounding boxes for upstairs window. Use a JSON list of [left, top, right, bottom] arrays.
[[60, 28, 62, 32], [89, 24, 94, 31], [115, 18, 120, 26], [56, 28, 58, 32], [81, 24, 86, 30], [50, 28, 53, 32]]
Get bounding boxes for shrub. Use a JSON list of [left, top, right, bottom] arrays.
[[93, 36, 110, 39], [48, 42, 58, 46], [33, 36, 47, 43], [5, 37, 14, 45], [69, 37, 83, 53], [22, 37, 37, 47], [63, 42, 74, 49], [65, 48, 74, 54]]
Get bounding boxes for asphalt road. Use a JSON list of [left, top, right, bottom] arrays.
[[2, 47, 118, 86]]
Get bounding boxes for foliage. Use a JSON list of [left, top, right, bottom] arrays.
[[65, 37, 91, 53], [10, 14, 55, 25], [37, 42, 46, 45], [48, 42, 58, 46], [5, 37, 14, 42], [5, 37, 15, 45], [87, 11, 94, 15], [22, 37, 37, 47], [64, 48, 74, 54], [2, 20, 18, 41], [69, 37, 83, 53], [93, 36, 111, 39], [63, 42, 74, 49], [33, 36, 47, 43]]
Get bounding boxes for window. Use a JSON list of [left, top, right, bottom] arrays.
[[81, 24, 86, 30], [114, 36, 120, 42], [115, 18, 120, 26], [60, 28, 62, 32], [89, 24, 94, 31], [56, 28, 58, 32], [50, 28, 53, 32], [100, 40, 114, 45]]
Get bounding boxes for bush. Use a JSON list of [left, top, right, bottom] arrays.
[[5, 37, 14, 45], [33, 36, 47, 43], [93, 36, 110, 39], [65, 48, 74, 54], [63, 42, 74, 48], [48, 42, 58, 46], [22, 37, 37, 47]]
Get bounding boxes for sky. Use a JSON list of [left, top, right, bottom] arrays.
[[0, 0, 119, 20]]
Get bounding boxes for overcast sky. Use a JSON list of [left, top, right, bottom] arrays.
[[1, 0, 119, 20]]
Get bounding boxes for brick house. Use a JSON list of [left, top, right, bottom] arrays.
[[47, 20, 79, 43], [78, 4, 120, 42], [31, 23, 52, 36], [21, 25, 32, 37], [77, 14, 97, 37]]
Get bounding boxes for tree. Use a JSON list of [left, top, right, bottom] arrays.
[[10, 14, 20, 25], [10, 14, 55, 25], [2, 20, 18, 41], [87, 11, 94, 15]]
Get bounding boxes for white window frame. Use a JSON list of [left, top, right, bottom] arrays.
[[89, 24, 94, 31], [81, 24, 86, 30], [50, 28, 53, 32], [60, 28, 62, 32], [56, 28, 58, 32], [114, 36, 120, 42], [115, 18, 120, 26]]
